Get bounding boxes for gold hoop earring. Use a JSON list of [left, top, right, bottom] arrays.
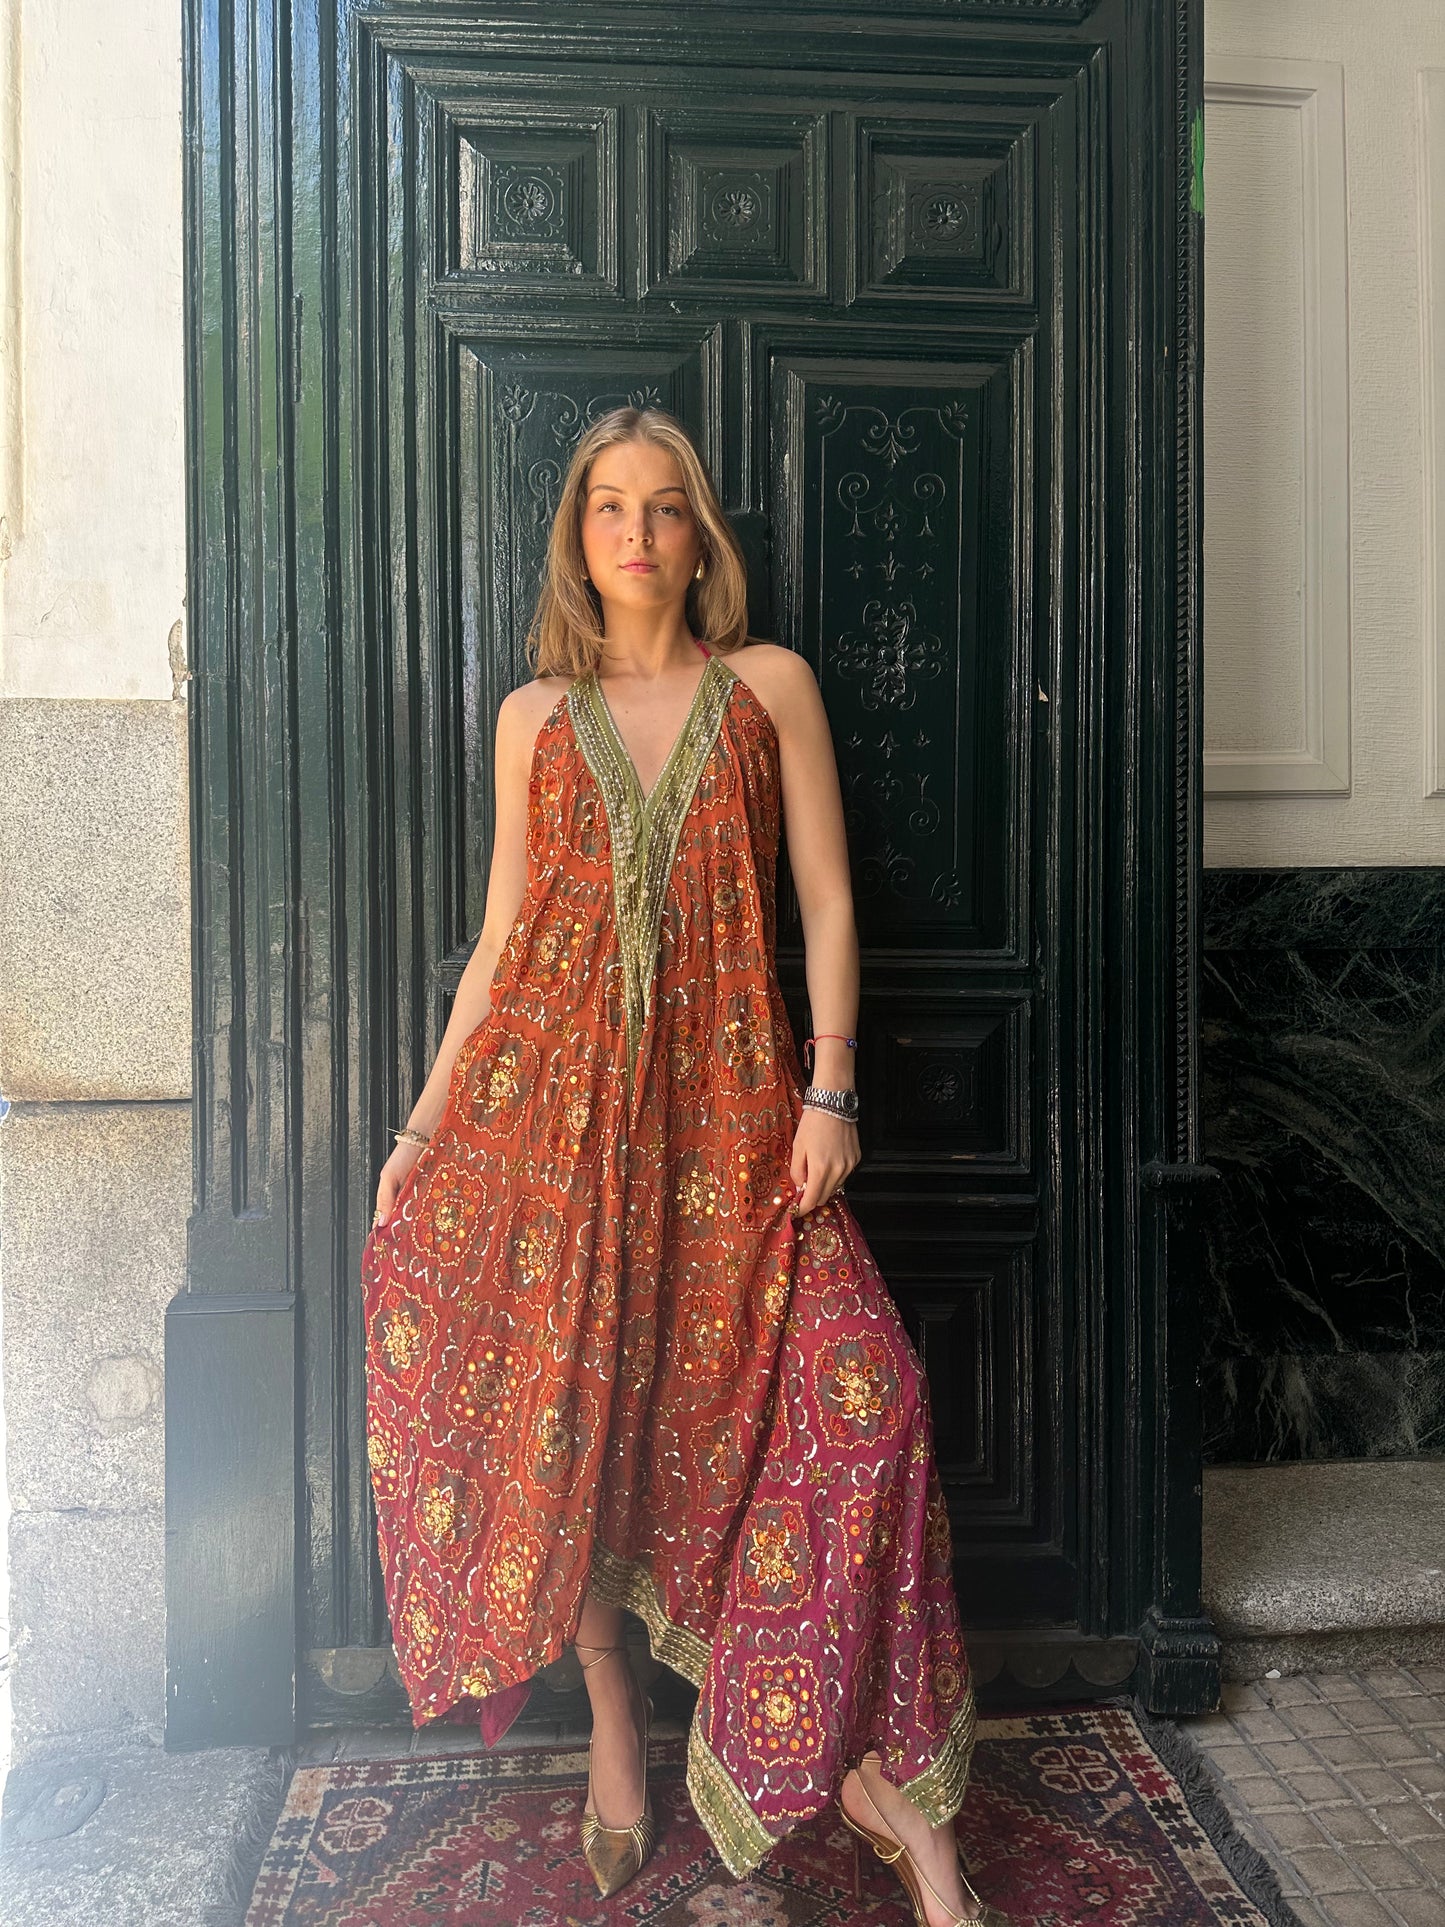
[[694, 560, 706, 582]]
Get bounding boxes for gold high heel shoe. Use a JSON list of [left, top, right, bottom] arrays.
[[839, 1765, 1011, 1927], [574, 1641, 656, 1897]]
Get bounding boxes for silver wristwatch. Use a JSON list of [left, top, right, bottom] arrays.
[[801, 1084, 860, 1123]]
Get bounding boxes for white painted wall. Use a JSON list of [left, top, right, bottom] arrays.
[[0, 0, 186, 701], [1203, 0, 1445, 866]]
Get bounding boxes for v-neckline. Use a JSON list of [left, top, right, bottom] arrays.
[[588, 654, 718, 812]]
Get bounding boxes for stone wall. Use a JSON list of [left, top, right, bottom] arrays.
[[0, 0, 187, 1759]]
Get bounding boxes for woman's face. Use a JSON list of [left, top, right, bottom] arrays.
[[579, 438, 702, 621]]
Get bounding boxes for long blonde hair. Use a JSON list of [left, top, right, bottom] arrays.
[[524, 407, 751, 677]]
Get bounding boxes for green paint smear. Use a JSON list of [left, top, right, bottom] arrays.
[[1191, 109, 1205, 217]]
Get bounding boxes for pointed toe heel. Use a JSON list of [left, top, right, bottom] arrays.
[[575, 1642, 656, 1898], [839, 1771, 1011, 1927]]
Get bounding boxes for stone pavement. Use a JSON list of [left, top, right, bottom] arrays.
[[1181, 1666, 1445, 1926], [0, 1730, 283, 1927]]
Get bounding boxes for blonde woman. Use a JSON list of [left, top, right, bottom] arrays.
[[360, 406, 1007, 1926]]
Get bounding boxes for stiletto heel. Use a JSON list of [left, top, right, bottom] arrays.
[[573, 1642, 656, 1897], [839, 1767, 1011, 1927]]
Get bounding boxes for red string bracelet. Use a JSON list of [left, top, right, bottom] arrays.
[[803, 1032, 858, 1071]]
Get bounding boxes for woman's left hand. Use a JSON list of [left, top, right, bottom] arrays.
[[788, 1106, 860, 1217]]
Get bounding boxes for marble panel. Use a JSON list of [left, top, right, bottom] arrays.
[[1200, 869, 1445, 1462]]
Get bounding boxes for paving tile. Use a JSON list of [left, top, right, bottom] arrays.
[[1346, 1841, 1427, 1890], [1287, 1769, 1357, 1806], [1314, 1735, 1379, 1771], [1365, 1728, 1434, 1766], [1235, 1709, 1299, 1744], [1342, 1766, 1414, 1804], [1408, 1833, 1445, 1879], [1222, 1681, 1269, 1713], [1259, 1739, 1327, 1773], [1361, 1669, 1427, 1700], [1279, 1903, 1333, 1927], [1330, 1898, 1415, 1927], [1287, 1704, 1352, 1740], [1257, 1808, 1336, 1852], [1289, 1846, 1363, 1894], [1340, 1701, 1405, 1735], [1376, 1805, 1445, 1845], [1314, 1673, 1374, 1699], [1387, 1711, 1441, 1742], [1312, 1805, 1393, 1848], [1262, 1677, 1324, 1707], [1160, 1674, 1445, 1926], [1381, 1893, 1445, 1927], [1322, 1897, 1410, 1927], [1184, 1713, 1239, 1747], [1204, 1743, 1266, 1780], [1243, 1781, 1310, 1815]]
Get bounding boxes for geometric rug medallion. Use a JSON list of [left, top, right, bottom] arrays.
[[243, 1704, 1300, 1927]]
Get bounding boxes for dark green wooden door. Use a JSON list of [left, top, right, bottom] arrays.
[[169, 0, 1217, 1748]]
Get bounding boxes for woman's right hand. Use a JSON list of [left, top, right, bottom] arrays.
[[372, 1140, 425, 1233]]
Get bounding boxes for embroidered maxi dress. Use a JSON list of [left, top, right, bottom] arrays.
[[359, 640, 978, 1876]]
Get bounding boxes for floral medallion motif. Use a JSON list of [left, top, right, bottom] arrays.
[[369, 1292, 438, 1399], [409, 1160, 486, 1267], [504, 1196, 564, 1300], [398, 1572, 446, 1672], [838, 1478, 904, 1591], [442, 1339, 523, 1437], [476, 1523, 544, 1636], [742, 1656, 822, 1763], [817, 1333, 901, 1445], [740, 1503, 810, 1610]]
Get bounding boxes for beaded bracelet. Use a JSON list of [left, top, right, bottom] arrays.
[[802, 1032, 857, 1071], [392, 1125, 430, 1149]]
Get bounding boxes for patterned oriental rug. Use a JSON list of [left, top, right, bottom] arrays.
[[241, 1704, 1302, 1927]]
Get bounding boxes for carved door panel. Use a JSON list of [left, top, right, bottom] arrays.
[[175, 0, 1211, 1747], [332, 38, 1080, 1713]]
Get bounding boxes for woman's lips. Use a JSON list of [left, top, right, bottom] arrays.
[[621, 560, 659, 572]]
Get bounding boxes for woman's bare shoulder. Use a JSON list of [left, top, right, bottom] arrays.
[[718, 640, 818, 733], [496, 675, 579, 758]]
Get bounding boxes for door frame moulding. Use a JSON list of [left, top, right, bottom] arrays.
[[1421, 69, 1445, 800], [1202, 56, 1351, 799]]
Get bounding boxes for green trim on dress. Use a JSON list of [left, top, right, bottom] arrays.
[[568, 653, 737, 1095], [588, 1536, 980, 1879]]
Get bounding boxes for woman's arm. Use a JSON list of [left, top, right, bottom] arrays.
[[766, 648, 862, 1212], [373, 681, 553, 1224]]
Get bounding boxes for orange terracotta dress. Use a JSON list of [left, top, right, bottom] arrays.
[[359, 641, 977, 1876]]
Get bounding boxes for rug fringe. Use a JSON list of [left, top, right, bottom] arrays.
[[1131, 1704, 1307, 1927], [202, 1747, 296, 1927]]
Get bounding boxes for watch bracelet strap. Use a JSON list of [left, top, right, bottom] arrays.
[[801, 1085, 859, 1120]]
